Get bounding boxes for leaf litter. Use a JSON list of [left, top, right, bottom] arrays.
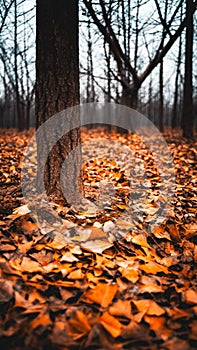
[[0, 127, 196, 349]]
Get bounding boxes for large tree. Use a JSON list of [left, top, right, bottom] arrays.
[[36, 0, 83, 204]]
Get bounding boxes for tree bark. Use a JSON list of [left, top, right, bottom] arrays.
[[181, 0, 194, 138], [36, 0, 83, 204], [172, 24, 182, 129]]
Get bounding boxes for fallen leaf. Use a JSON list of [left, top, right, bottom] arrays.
[[132, 233, 150, 248], [100, 311, 122, 338], [140, 261, 168, 274], [20, 257, 42, 273], [133, 299, 165, 316], [31, 311, 52, 329], [83, 283, 118, 308], [109, 299, 132, 319], [184, 289, 197, 304], [144, 315, 172, 340], [67, 310, 91, 339]]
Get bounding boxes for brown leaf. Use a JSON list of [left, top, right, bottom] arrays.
[[167, 223, 181, 241], [121, 320, 147, 339], [0, 279, 14, 303], [88, 227, 106, 240], [189, 320, 197, 340]]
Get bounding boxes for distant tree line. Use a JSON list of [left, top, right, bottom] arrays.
[[80, 0, 197, 137], [0, 0, 35, 130]]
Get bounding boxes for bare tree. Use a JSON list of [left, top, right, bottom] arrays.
[[172, 4, 183, 129], [83, 0, 197, 115], [0, 0, 35, 129]]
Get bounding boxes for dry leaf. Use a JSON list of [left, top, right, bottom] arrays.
[[109, 299, 132, 319], [100, 311, 122, 338], [67, 310, 91, 339], [83, 283, 118, 308], [133, 299, 165, 316], [132, 233, 150, 248], [140, 261, 168, 274], [184, 289, 197, 304]]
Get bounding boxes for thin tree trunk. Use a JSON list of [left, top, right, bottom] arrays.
[[172, 28, 182, 129], [14, 0, 22, 130], [181, 0, 194, 138]]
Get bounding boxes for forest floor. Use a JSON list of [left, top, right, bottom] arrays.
[[0, 127, 197, 350]]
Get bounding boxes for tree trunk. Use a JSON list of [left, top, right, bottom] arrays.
[[181, 0, 194, 138], [36, 0, 83, 204], [14, 0, 22, 131], [172, 34, 182, 129]]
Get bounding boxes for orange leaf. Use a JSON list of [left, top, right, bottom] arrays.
[[140, 283, 163, 293], [67, 269, 84, 280], [31, 312, 52, 329], [133, 299, 165, 316], [121, 268, 139, 283], [20, 257, 42, 273], [67, 310, 91, 339], [167, 223, 181, 241], [109, 299, 132, 319], [140, 261, 168, 274], [144, 315, 172, 340], [132, 234, 150, 248], [151, 226, 171, 240], [184, 289, 197, 304], [100, 311, 122, 338], [83, 283, 118, 308]]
